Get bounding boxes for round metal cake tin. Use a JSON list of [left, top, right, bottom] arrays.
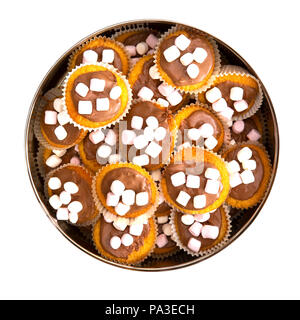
[[25, 20, 279, 271]]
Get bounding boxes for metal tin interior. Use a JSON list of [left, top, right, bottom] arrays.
[[25, 20, 279, 271]]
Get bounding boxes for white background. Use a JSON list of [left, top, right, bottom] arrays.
[[0, 0, 299, 300]]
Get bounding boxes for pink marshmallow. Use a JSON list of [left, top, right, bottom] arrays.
[[247, 129, 261, 141], [122, 130, 136, 145], [157, 83, 174, 97], [125, 45, 137, 57], [201, 225, 219, 239], [131, 58, 140, 65], [70, 156, 80, 165], [44, 110, 57, 125], [187, 237, 201, 253], [89, 130, 105, 144], [146, 34, 159, 49], [156, 234, 168, 248], [232, 120, 245, 134], [188, 222, 203, 237], [233, 99, 248, 112]]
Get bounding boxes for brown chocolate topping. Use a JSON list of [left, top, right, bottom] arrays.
[[71, 71, 121, 122], [41, 99, 82, 146], [156, 201, 171, 214], [231, 118, 259, 143], [159, 33, 214, 86], [225, 146, 264, 200], [75, 47, 123, 73], [99, 215, 150, 258], [163, 161, 221, 210], [100, 167, 152, 214], [50, 167, 95, 224], [175, 208, 223, 249]]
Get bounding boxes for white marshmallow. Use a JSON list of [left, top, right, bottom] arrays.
[[237, 147, 252, 163], [57, 111, 70, 126], [193, 47, 208, 63], [143, 127, 155, 141], [132, 154, 149, 166], [180, 52, 194, 66], [194, 212, 210, 223], [187, 237, 201, 253], [68, 201, 83, 214], [226, 160, 241, 174], [189, 222, 203, 237], [106, 192, 120, 207], [149, 66, 160, 80], [187, 64, 200, 79], [108, 154, 121, 164], [187, 128, 201, 141], [146, 116, 159, 129], [54, 126, 67, 140], [175, 34, 191, 51], [242, 159, 257, 171], [162, 223, 172, 236], [46, 155, 62, 168], [154, 127, 167, 141], [186, 174, 200, 188], [103, 213, 114, 223], [113, 219, 128, 231], [171, 171, 186, 187], [137, 86, 154, 100], [199, 123, 214, 138], [145, 141, 162, 158], [201, 225, 219, 239], [44, 110, 57, 125], [110, 180, 125, 196], [90, 78, 105, 92], [52, 149, 66, 157], [110, 236, 121, 249], [219, 107, 234, 120], [49, 194, 62, 210], [82, 50, 98, 64], [121, 233, 134, 247], [181, 214, 195, 225], [64, 182, 79, 194], [204, 136, 218, 150], [163, 45, 181, 62], [115, 202, 130, 216], [110, 86, 122, 100], [134, 135, 148, 150], [230, 87, 244, 101], [157, 215, 169, 224], [158, 83, 174, 97], [212, 98, 227, 112], [102, 49, 115, 63], [56, 207, 69, 221], [205, 179, 220, 194], [53, 98, 64, 113], [122, 130, 136, 145], [105, 129, 117, 146], [97, 144, 112, 158], [136, 192, 149, 206], [69, 212, 79, 224], [89, 129, 105, 144], [176, 191, 191, 207], [229, 172, 243, 188], [59, 191, 71, 205], [75, 83, 89, 97], [78, 100, 93, 114], [131, 116, 144, 130], [205, 168, 220, 180], [48, 177, 61, 190], [205, 87, 222, 103], [129, 223, 144, 236], [122, 189, 136, 206], [234, 100, 248, 112], [136, 42, 149, 55], [241, 170, 255, 184], [167, 90, 183, 106], [157, 98, 169, 107], [96, 97, 109, 111], [193, 195, 206, 209], [125, 45, 136, 57]]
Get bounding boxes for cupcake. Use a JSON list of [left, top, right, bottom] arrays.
[[68, 36, 130, 75], [78, 125, 120, 173], [63, 63, 132, 130], [92, 163, 159, 225], [170, 205, 231, 256], [154, 27, 220, 93], [153, 202, 178, 258], [37, 145, 81, 178], [222, 142, 271, 208], [45, 164, 99, 226], [199, 65, 263, 122], [128, 54, 189, 112], [121, 99, 176, 171], [34, 92, 87, 150], [174, 103, 230, 152], [160, 146, 230, 214], [93, 215, 157, 265]]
